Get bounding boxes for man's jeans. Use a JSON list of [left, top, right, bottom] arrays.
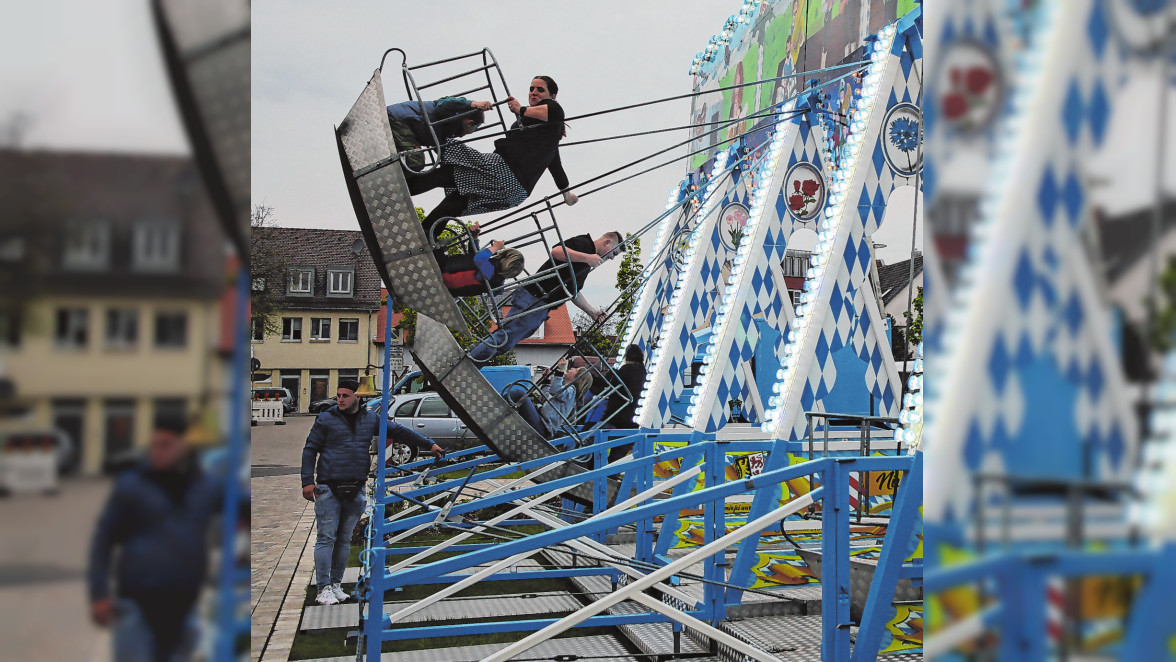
[[313, 485, 366, 589], [468, 289, 550, 364], [113, 598, 198, 662]]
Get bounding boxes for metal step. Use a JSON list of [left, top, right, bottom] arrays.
[[301, 590, 583, 631], [300, 634, 638, 662]]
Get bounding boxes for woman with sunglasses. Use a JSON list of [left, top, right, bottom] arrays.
[[405, 75, 578, 242]]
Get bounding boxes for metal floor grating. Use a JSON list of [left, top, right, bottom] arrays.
[[342, 557, 543, 584], [546, 549, 718, 658], [720, 614, 922, 661], [301, 591, 583, 631], [303, 634, 638, 662]]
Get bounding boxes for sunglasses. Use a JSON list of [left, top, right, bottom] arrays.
[[529, 86, 547, 92]]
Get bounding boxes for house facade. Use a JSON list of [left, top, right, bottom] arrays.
[[250, 227, 382, 411], [0, 150, 230, 474]]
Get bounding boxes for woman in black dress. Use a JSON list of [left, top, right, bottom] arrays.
[[405, 75, 578, 242]]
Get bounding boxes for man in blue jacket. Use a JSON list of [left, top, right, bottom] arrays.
[[88, 420, 221, 662], [300, 379, 381, 606]]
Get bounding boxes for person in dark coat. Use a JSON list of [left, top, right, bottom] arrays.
[[88, 421, 222, 662], [602, 344, 647, 462], [300, 380, 377, 606]]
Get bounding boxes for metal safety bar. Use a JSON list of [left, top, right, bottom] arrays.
[[382, 47, 514, 176]]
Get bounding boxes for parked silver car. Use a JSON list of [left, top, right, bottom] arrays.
[[386, 392, 476, 452]]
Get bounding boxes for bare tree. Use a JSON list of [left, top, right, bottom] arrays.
[[250, 204, 287, 335]]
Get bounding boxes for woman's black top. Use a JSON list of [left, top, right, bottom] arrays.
[[494, 99, 569, 193]]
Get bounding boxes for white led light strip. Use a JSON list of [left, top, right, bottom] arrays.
[[617, 181, 690, 358], [684, 108, 793, 427], [763, 23, 899, 438], [635, 149, 731, 426]]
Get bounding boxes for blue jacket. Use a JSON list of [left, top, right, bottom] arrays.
[[88, 460, 222, 600], [539, 373, 580, 434], [301, 406, 380, 487], [386, 97, 478, 146]]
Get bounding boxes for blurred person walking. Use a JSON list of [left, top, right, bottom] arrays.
[[300, 380, 376, 606], [88, 420, 221, 662]]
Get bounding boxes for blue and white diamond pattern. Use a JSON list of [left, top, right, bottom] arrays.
[[765, 18, 918, 442], [636, 146, 739, 428], [693, 105, 822, 432], [619, 180, 697, 366], [926, 0, 1137, 529]]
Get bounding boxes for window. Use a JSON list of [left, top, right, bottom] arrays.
[[55, 308, 89, 348], [105, 309, 138, 348], [338, 318, 358, 342], [63, 220, 110, 270], [533, 321, 545, 339], [153, 398, 187, 433], [103, 399, 135, 471], [326, 268, 354, 297], [0, 310, 20, 348], [790, 289, 802, 308], [251, 317, 264, 342], [337, 369, 359, 384], [309, 318, 331, 340], [132, 221, 181, 271], [287, 268, 314, 296], [154, 312, 188, 348], [394, 400, 418, 417], [282, 317, 303, 341], [252, 278, 266, 292], [418, 396, 450, 417]]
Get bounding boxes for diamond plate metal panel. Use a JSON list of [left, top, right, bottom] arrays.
[[154, 0, 250, 259], [411, 314, 616, 506], [337, 71, 469, 334]]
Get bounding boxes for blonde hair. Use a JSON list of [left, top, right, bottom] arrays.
[[572, 368, 594, 401], [491, 248, 524, 279]]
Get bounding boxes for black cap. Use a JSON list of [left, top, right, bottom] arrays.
[[338, 379, 360, 393]]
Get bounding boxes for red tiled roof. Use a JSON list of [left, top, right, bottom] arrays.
[[518, 303, 575, 345]]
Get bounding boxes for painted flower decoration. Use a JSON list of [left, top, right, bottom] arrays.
[[789, 194, 805, 211], [889, 117, 920, 153], [800, 179, 819, 197]]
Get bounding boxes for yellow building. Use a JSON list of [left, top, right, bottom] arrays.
[[0, 150, 231, 474], [249, 227, 382, 412]]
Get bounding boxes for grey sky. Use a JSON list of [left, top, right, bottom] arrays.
[[251, 0, 746, 306]]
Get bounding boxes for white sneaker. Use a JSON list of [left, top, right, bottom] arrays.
[[316, 586, 340, 606], [331, 583, 350, 603]]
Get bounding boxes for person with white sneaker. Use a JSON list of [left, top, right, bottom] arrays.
[[301, 380, 376, 606]]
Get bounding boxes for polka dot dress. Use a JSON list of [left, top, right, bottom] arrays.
[[440, 140, 528, 214]]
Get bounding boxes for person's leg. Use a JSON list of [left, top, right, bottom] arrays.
[[112, 598, 155, 662], [312, 486, 341, 590], [167, 607, 201, 662], [467, 290, 549, 364], [404, 163, 454, 195], [331, 492, 367, 586], [421, 192, 468, 242], [504, 385, 548, 436]]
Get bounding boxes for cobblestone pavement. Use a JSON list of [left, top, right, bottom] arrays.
[[250, 415, 316, 662]]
